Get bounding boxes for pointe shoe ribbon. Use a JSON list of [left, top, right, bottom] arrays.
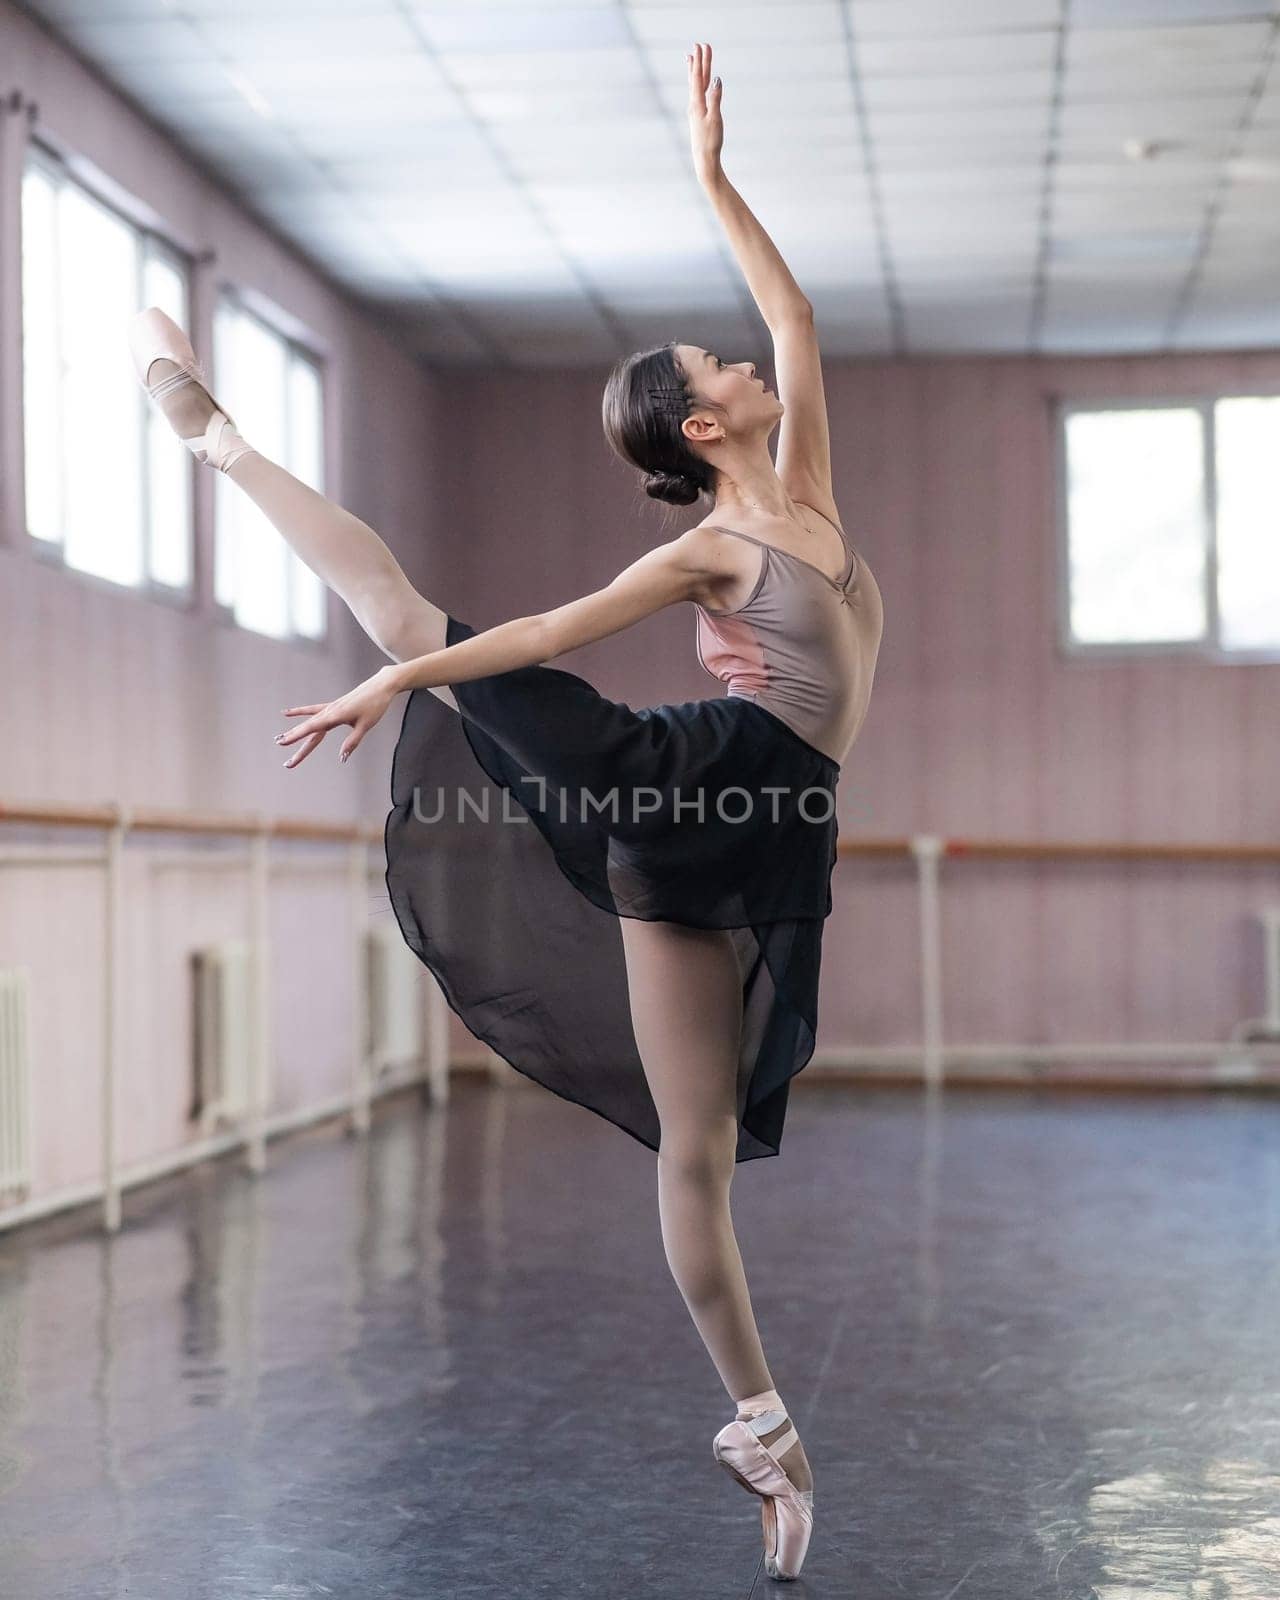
[[712, 1409, 815, 1581], [128, 306, 254, 473]]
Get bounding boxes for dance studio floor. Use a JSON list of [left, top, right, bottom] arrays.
[[1, 1078, 1277, 1598]]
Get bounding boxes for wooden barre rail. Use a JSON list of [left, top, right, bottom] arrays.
[[0, 800, 383, 844], [920, 838, 1280, 865], [1, 802, 1277, 863]]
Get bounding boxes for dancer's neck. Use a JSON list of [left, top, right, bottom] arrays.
[[710, 442, 798, 525]]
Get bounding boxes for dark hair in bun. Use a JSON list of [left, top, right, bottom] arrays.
[[642, 468, 701, 507], [601, 341, 719, 510]]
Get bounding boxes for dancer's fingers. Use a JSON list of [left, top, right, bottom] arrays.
[[338, 722, 369, 764], [689, 42, 707, 107], [281, 704, 325, 718], [277, 706, 339, 746], [283, 730, 325, 769]]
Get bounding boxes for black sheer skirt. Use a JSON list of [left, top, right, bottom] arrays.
[[383, 613, 840, 1162]]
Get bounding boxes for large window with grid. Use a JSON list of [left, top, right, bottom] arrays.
[[21, 148, 192, 592], [213, 296, 327, 642], [1058, 398, 1280, 659]]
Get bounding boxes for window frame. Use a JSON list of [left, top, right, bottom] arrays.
[[1053, 392, 1280, 666], [212, 285, 332, 648], [21, 140, 196, 611]]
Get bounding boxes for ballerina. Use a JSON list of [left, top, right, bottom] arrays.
[[128, 42, 882, 1582]]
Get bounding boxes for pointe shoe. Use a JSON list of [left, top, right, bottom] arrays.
[[713, 1408, 815, 1581], [127, 307, 254, 473]]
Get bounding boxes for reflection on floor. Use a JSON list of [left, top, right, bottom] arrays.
[[1, 1079, 1277, 1598]]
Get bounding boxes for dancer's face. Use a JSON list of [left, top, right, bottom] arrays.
[[675, 343, 783, 445]]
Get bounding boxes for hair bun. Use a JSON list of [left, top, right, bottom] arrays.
[[644, 469, 701, 507]]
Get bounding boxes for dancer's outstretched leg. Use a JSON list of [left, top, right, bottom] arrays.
[[618, 915, 813, 1496], [146, 356, 457, 711]]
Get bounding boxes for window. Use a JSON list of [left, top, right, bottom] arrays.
[[1059, 398, 1280, 658], [21, 150, 192, 591], [213, 297, 327, 641]]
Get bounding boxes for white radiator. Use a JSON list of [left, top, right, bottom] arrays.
[[1230, 908, 1280, 1045], [191, 939, 253, 1127], [366, 923, 423, 1073], [0, 968, 32, 1203]]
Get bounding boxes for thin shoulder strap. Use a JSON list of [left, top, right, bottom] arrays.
[[702, 524, 769, 549]]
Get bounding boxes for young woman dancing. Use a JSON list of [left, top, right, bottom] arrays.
[[128, 43, 883, 1583]]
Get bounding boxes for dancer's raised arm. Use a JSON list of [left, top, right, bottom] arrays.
[[686, 42, 839, 529]]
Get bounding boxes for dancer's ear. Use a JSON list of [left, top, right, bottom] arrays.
[[682, 411, 726, 446]]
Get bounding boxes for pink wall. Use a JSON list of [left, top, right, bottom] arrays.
[[2, 1, 1277, 1218]]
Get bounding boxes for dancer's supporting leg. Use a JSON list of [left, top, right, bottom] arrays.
[[618, 916, 813, 1494], [148, 358, 457, 709]]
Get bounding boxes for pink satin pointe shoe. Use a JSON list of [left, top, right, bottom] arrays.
[[713, 1407, 815, 1581], [127, 307, 253, 473]]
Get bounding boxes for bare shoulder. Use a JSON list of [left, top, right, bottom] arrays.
[[667, 523, 757, 611], [671, 521, 728, 558]]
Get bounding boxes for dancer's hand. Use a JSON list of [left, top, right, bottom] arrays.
[[686, 42, 724, 184], [274, 665, 402, 768]]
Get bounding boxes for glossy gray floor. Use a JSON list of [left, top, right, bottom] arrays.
[[1, 1080, 1278, 1599]]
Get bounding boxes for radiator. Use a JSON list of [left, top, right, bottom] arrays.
[[366, 923, 423, 1072], [0, 968, 32, 1203], [191, 940, 253, 1126], [1230, 908, 1280, 1045]]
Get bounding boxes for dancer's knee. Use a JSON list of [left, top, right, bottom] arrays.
[[657, 1119, 737, 1191]]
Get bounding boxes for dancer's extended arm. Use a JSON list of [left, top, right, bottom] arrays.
[[274, 526, 736, 767], [687, 42, 840, 529]]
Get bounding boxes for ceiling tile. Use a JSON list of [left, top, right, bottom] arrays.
[[53, 17, 208, 62], [848, 0, 1062, 31], [294, 120, 500, 166], [32, 0, 172, 19], [410, 6, 633, 52], [869, 105, 1052, 140], [1172, 301, 1280, 349], [598, 279, 744, 313], [210, 54, 450, 96], [855, 30, 1059, 74], [862, 69, 1055, 109], [903, 297, 1037, 353], [1071, 0, 1277, 24], [1053, 157, 1220, 187], [873, 137, 1051, 168], [1056, 127, 1236, 160], [627, 3, 847, 47], [175, 0, 405, 11], [443, 47, 652, 88], [1065, 21, 1274, 66], [1063, 58, 1259, 95], [879, 165, 1042, 196], [216, 13, 423, 58], [466, 86, 658, 121]]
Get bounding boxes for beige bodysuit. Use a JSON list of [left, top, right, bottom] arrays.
[[693, 521, 883, 767]]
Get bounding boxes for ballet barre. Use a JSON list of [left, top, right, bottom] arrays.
[[0, 800, 450, 1237], [834, 832, 1280, 1092]]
